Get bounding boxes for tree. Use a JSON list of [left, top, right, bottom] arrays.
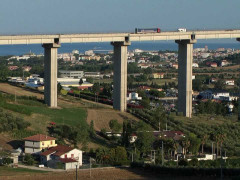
[[109, 119, 121, 133], [110, 146, 128, 165], [214, 80, 226, 90], [57, 83, 62, 94], [135, 122, 154, 156], [24, 154, 35, 165], [140, 98, 150, 109], [89, 120, 96, 138], [92, 83, 100, 94], [200, 134, 209, 154], [188, 133, 201, 155], [79, 78, 83, 85]]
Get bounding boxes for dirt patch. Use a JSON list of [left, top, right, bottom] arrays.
[[0, 83, 44, 99], [87, 109, 139, 132], [0, 167, 160, 180], [0, 133, 14, 151]]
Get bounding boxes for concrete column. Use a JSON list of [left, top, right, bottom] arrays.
[[237, 38, 240, 121], [42, 43, 61, 108], [175, 39, 196, 118], [111, 41, 131, 112]]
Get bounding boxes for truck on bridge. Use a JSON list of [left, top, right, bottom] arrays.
[[135, 28, 161, 34]]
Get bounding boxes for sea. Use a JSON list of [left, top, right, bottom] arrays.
[[0, 41, 240, 56]]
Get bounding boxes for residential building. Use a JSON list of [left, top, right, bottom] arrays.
[[151, 73, 165, 79], [221, 60, 229, 66], [59, 70, 84, 79], [127, 92, 142, 101], [225, 79, 234, 86], [24, 134, 57, 154], [8, 66, 19, 71], [199, 90, 230, 101], [192, 63, 199, 68], [85, 50, 94, 56], [84, 72, 103, 79], [172, 63, 178, 69], [40, 145, 82, 170]]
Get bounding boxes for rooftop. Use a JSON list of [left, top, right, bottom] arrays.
[[40, 145, 74, 157], [24, 134, 56, 142]]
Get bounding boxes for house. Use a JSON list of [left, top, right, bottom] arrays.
[[172, 63, 178, 69], [199, 90, 230, 101], [154, 131, 185, 141], [221, 60, 229, 67], [151, 73, 165, 79], [24, 134, 57, 154], [225, 79, 234, 86], [40, 145, 82, 170], [8, 66, 19, 71], [22, 66, 32, 72], [137, 63, 149, 69], [192, 63, 199, 68], [127, 92, 142, 101], [206, 62, 217, 68]]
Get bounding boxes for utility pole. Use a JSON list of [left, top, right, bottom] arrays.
[[90, 157, 92, 178], [220, 144, 223, 180], [76, 165, 78, 180], [225, 151, 226, 163], [162, 141, 164, 166], [158, 121, 160, 132]]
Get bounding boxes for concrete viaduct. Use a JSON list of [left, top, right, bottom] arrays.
[[0, 30, 240, 119]]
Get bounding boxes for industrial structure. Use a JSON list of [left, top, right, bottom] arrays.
[[0, 30, 240, 118]]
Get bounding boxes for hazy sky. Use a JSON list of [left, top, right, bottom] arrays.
[[0, 0, 240, 34]]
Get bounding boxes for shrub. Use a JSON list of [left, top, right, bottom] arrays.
[[178, 159, 188, 166], [24, 154, 35, 165], [189, 158, 199, 167]]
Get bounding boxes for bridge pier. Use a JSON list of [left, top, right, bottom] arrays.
[[237, 38, 240, 120], [42, 43, 61, 108], [175, 39, 196, 118], [111, 41, 131, 112]]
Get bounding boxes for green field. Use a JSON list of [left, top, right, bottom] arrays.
[[0, 93, 87, 135], [94, 78, 177, 86], [0, 166, 48, 176]]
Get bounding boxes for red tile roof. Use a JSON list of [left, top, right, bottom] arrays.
[[40, 145, 74, 157], [40, 149, 56, 156], [24, 134, 56, 142], [59, 158, 78, 163]]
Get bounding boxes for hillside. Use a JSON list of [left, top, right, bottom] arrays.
[[0, 83, 139, 150]]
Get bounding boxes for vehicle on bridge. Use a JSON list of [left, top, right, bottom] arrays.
[[135, 28, 161, 34], [178, 28, 187, 32]]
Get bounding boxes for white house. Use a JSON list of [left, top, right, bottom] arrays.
[[127, 92, 142, 101], [225, 79, 234, 86], [40, 145, 82, 170], [192, 63, 199, 68]]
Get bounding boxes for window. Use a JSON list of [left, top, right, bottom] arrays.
[[50, 141, 52, 145], [71, 154, 74, 158], [65, 154, 67, 158], [42, 142, 44, 146]]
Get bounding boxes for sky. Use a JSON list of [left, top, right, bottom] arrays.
[[0, 0, 240, 35]]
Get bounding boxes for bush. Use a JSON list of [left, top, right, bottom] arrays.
[[178, 159, 188, 166], [2, 157, 13, 165], [24, 154, 35, 165], [189, 158, 199, 167]]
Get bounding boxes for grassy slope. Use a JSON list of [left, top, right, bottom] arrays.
[[0, 166, 48, 176]]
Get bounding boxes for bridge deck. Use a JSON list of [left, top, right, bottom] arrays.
[[0, 30, 240, 45]]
